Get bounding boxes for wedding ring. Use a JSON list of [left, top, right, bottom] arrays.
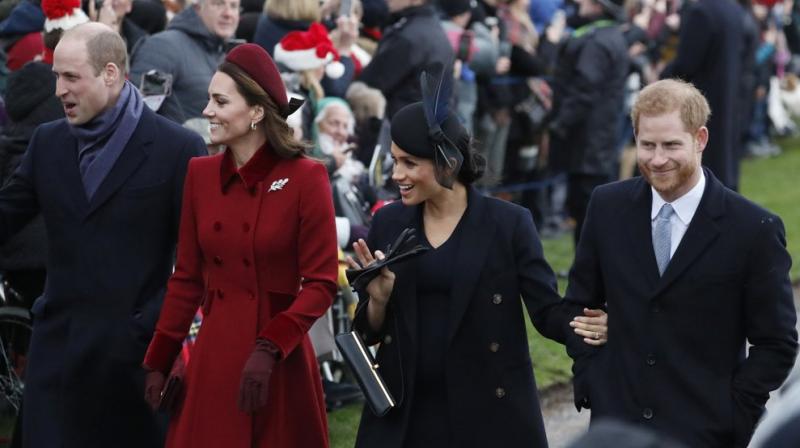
[[593, 332, 600, 340]]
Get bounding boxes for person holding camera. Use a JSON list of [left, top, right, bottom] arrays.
[[130, 0, 240, 123]]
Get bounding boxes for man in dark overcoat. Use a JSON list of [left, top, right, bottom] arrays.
[[356, 0, 453, 118], [565, 79, 798, 448], [0, 23, 205, 447], [660, 0, 745, 190]]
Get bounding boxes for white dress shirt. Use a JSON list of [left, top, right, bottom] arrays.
[[651, 171, 706, 257]]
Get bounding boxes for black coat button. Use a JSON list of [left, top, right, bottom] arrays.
[[213, 256, 223, 265], [132, 310, 142, 320], [650, 304, 660, 313], [646, 354, 656, 366], [643, 408, 653, 419], [383, 335, 392, 344], [495, 387, 506, 398], [489, 342, 500, 353], [492, 294, 503, 305]]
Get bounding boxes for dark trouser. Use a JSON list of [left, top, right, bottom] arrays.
[[568, 173, 611, 246]]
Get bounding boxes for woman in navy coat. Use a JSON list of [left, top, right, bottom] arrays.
[[349, 78, 607, 447]]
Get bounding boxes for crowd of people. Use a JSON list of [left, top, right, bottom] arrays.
[[0, 0, 796, 447]]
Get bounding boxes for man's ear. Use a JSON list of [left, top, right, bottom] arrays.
[[103, 62, 121, 86], [695, 126, 709, 153]]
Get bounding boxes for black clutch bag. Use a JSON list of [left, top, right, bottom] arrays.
[[335, 330, 395, 417], [345, 228, 429, 291], [158, 357, 185, 413]]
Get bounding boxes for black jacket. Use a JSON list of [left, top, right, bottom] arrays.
[[549, 19, 628, 177], [566, 169, 798, 448], [0, 62, 62, 271], [352, 187, 586, 448], [358, 4, 454, 118]]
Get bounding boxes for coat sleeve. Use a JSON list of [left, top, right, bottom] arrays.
[[732, 215, 798, 446], [258, 162, 338, 358], [143, 159, 205, 373], [561, 192, 606, 410], [0, 129, 42, 244]]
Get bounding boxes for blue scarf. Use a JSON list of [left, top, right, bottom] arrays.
[[70, 81, 144, 199]]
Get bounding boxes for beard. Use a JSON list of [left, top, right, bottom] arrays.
[[639, 157, 699, 201]]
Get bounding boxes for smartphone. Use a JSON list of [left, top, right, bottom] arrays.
[[457, 31, 473, 61], [140, 70, 173, 97], [339, 0, 352, 17]]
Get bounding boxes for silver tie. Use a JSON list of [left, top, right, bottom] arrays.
[[653, 204, 675, 276]]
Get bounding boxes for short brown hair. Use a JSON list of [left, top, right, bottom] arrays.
[[265, 0, 320, 22], [85, 30, 128, 77], [631, 79, 711, 135], [218, 61, 309, 158]]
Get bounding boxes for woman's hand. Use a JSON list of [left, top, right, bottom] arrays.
[[143, 370, 165, 411], [570, 308, 608, 346], [347, 239, 395, 306]]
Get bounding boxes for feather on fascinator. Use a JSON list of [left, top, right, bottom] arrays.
[[420, 62, 464, 189]]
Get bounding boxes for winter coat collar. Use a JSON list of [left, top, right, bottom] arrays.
[[219, 143, 282, 192]]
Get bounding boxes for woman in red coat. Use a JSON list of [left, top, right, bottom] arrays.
[[142, 43, 338, 447]]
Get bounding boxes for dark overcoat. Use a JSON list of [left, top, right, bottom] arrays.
[[566, 169, 798, 448], [353, 187, 585, 448], [661, 0, 745, 190], [0, 107, 205, 447]]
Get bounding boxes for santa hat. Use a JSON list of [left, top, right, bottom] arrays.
[[273, 23, 345, 79], [42, 0, 89, 33]]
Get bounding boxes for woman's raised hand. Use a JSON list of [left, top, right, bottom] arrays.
[[347, 239, 396, 306]]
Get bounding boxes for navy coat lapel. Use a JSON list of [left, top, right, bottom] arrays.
[[388, 205, 422, 349], [54, 130, 91, 214], [650, 169, 725, 298], [625, 177, 661, 286], [446, 187, 494, 346], [84, 110, 154, 218]]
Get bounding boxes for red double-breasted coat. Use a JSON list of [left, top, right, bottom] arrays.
[[144, 146, 338, 447]]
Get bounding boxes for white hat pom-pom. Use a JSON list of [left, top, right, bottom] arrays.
[[325, 61, 345, 79]]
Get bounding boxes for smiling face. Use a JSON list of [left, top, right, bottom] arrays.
[[53, 37, 114, 125], [636, 110, 707, 202], [203, 71, 261, 147], [317, 104, 353, 145], [390, 142, 444, 205]]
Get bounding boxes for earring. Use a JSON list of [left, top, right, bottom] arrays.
[[250, 121, 257, 131]]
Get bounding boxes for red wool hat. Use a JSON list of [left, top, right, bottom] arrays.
[[42, 0, 89, 33], [225, 43, 303, 118], [274, 23, 345, 79]]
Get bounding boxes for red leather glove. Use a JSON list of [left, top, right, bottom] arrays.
[[237, 339, 280, 413], [144, 370, 165, 411]]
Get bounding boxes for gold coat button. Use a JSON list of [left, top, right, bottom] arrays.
[[495, 387, 506, 398], [492, 294, 503, 305], [489, 342, 500, 353]]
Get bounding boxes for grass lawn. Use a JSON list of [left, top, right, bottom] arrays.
[[329, 137, 800, 448]]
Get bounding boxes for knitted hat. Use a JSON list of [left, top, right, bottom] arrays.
[[225, 43, 303, 118], [42, 0, 89, 33], [273, 23, 345, 79]]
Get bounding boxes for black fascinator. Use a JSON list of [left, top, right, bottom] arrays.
[[390, 62, 466, 189]]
